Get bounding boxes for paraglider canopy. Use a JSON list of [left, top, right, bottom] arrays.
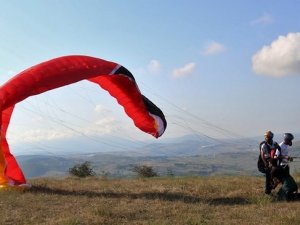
[[0, 55, 167, 188]]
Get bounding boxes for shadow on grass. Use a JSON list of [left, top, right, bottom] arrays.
[[29, 185, 250, 205], [207, 197, 249, 205]]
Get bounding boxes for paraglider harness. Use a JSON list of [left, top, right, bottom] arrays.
[[257, 141, 281, 174]]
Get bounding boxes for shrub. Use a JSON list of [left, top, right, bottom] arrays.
[[69, 161, 95, 178], [132, 165, 158, 178]]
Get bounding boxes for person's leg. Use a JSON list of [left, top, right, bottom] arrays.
[[282, 165, 290, 177], [265, 169, 273, 194]]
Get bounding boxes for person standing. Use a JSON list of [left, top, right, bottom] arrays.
[[260, 130, 281, 194], [276, 133, 294, 177]]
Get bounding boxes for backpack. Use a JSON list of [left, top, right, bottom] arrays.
[[257, 141, 281, 173], [257, 141, 267, 173]]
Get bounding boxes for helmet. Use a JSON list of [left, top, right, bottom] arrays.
[[283, 133, 294, 146], [284, 133, 294, 142], [264, 130, 274, 139]]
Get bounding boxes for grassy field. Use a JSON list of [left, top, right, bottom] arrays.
[[0, 175, 300, 225]]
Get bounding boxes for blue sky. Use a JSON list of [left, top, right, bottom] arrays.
[[1, 1, 300, 154]]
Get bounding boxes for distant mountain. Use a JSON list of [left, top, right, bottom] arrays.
[[14, 134, 268, 179], [12, 133, 222, 156], [17, 150, 263, 179], [117, 134, 258, 157], [12, 134, 143, 156], [14, 134, 300, 179], [17, 155, 74, 178], [158, 134, 217, 144]]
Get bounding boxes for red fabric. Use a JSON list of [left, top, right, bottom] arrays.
[[89, 75, 158, 137], [1, 106, 26, 184], [0, 56, 118, 110], [270, 149, 276, 159], [0, 55, 163, 185]]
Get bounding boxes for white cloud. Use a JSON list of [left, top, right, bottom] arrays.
[[95, 117, 116, 127], [30, 116, 44, 123], [172, 63, 196, 78], [94, 104, 109, 114], [15, 129, 74, 143], [202, 41, 226, 55], [9, 116, 118, 144], [84, 116, 117, 135], [252, 33, 300, 77], [148, 59, 161, 74], [251, 13, 273, 25]]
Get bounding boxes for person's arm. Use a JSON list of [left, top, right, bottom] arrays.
[[274, 149, 281, 159]]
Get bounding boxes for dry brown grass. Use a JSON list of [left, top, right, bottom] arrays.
[[0, 175, 300, 225]]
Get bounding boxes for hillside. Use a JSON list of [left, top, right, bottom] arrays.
[[1, 176, 300, 225], [16, 138, 300, 178]]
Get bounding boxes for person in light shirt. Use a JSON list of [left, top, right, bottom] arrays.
[[275, 133, 294, 176]]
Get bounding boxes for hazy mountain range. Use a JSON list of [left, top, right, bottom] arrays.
[[14, 134, 300, 179]]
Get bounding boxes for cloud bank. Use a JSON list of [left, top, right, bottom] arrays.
[[202, 41, 226, 55], [148, 59, 161, 74], [94, 104, 109, 114], [172, 63, 196, 78], [252, 32, 300, 77], [251, 13, 273, 25]]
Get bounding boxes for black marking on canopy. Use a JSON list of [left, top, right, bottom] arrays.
[[142, 95, 167, 129], [113, 66, 135, 81]]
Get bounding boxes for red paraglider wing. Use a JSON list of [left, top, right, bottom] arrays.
[[0, 55, 167, 186], [89, 66, 166, 138], [0, 56, 118, 109]]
